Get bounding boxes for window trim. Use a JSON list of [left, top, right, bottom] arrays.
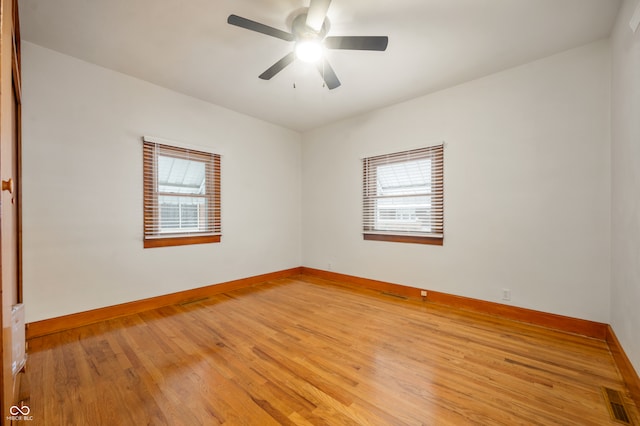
[[363, 233, 443, 246], [144, 234, 220, 249], [362, 144, 444, 245], [143, 139, 221, 248]]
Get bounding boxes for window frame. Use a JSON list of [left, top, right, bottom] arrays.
[[362, 144, 444, 246], [143, 140, 221, 248]]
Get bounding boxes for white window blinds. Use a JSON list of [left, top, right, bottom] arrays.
[[363, 144, 444, 242], [143, 140, 221, 247]]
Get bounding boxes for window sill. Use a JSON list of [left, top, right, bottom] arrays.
[[144, 234, 221, 248], [363, 233, 443, 246]]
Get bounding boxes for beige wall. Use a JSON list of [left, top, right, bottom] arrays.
[[21, 42, 302, 323], [302, 41, 612, 322], [22, 33, 621, 336], [611, 0, 640, 374]]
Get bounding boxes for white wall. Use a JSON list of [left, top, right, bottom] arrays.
[[302, 41, 612, 322], [611, 0, 640, 373], [21, 42, 302, 323], [22, 36, 617, 328]]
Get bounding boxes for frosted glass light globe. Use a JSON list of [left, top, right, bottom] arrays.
[[295, 39, 323, 63]]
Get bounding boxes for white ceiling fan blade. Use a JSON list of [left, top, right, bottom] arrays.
[[306, 0, 331, 32]]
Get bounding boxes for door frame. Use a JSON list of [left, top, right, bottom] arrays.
[[0, 0, 22, 418]]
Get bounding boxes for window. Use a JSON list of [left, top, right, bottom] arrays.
[[143, 139, 221, 248], [362, 144, 444, 245]]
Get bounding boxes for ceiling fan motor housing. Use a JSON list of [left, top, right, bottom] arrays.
[[292, 12, 330, 41]]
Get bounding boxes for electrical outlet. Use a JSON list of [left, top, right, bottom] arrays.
[[327, 262, 332, 271], [420, 290, 427, 297], [502, 288, 511, 301]]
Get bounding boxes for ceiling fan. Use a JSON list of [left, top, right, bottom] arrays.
[[227, 0, 388, 90]]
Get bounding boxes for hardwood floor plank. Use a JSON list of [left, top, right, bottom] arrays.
[[24, 276, 639, 425]]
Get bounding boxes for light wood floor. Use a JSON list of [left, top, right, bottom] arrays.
[[24, 275, 638, 425]]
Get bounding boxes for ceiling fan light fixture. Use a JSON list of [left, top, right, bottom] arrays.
[[295, 39, 323, 63], [228, 0, 387, 90]]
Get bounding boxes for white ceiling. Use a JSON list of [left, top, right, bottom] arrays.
[[18, 0, 620, 132]]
